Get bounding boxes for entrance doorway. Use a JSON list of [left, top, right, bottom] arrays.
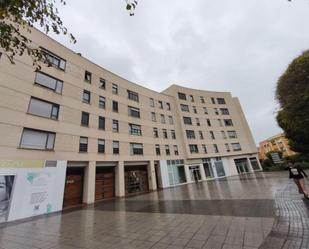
[[203, 159, 214, 178], [63, 167, 84, 208], [95, 167, 115, 201], [189, 166, 201, 182], [125, 166, 149, 196], [234, 158, 250, 174]]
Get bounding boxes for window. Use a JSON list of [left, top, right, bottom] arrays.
[[196, 118, 200, 126], [153, 128, 159, 138], [189, 144, 199, 154], [218, 119, 223, 127], [225, 143, 230, 152], [98, 139, 105, 153], [155, 144, 161, 155], [83, 90, 91, 104], [200, 96, 205, 103], [206, 119, 211, 126], [158, 101, 163, 109], [151, 112, 156, 122], [166, 103, 171, 110], [217, 98, 226, 104], [99, 78, 106, 89], [224, 119, 234, 126], [128, 106, 140, 118], [199, 131, 204, 139], [186, 130, 195, 139], [20, 128, 55, 150], [214, 108, 219, 115], [42, 49, 66, 70], [210, 131, 215, 140], [180, 104, 189, 112], [35, 72, 63, 93], [112, 120, 119, 133], [163, 129, 168, 139], [79, 137, 88, 152], [203, 107, 208, 114], [221, 131, 227, 139], [97, 96, 105, 109], [228, 130, 237, 139], [112, 83, 118, 94], [178, 92, 187, 100], [183, 116, 192, 125], [81, 112, 89, 126], [190, 95, 194, 102], [168, 115, 174, 125], [232, 143, 242, 151], [193, 106, 197, 114], [220, 108, 229, 115], [165, 145, 170, 155], [160, 114, 166, 124], [171, 130, 176, 139], [129, 123, 142, 136], [213, 144, 219, 153], [149, 98, 155, 107], [202, 144, 207, 154], [112, 101, 118, 112], [98, 116, 105, 130], [28, 97, 59, 120], [113, 141, 119, 154], [211, 97, 216, 104], [130, 143, 143, 155], [174, 145, 179, 155], [127, 90, 139, 102], [84, 71, 91, 83]]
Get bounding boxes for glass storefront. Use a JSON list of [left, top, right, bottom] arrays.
[[202, 158, 214, 178], [167, 160, 186, 186], [234, 158, 250, 173], [250, 157, 260, 170], [214, 157, 226, 177], [125, 166, 149, 195]]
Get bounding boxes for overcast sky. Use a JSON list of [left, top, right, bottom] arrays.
[[48, 0, 309, 145]]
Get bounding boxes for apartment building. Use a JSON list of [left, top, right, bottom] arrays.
[[258, 133, 296, 160], [0, 28, 260, 216]]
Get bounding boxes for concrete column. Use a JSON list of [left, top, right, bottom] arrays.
[[184, 165, 192, 183], [148, 160, 157, 191], [115, 161, 125, 197], [199, 163, 207, 181], [83, 161, 96, 204]]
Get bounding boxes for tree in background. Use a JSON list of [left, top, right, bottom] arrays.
[[276, 51, 309, 155], [0, 0, 137, 68]]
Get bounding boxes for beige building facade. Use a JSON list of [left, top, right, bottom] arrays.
[[0, 29, 260, 209]]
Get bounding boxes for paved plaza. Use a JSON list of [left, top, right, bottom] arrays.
[[0, 171, 309, 249]]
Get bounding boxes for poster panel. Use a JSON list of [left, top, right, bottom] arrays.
[[0, 160, 67, 223]]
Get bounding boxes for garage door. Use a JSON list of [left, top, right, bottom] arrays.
[[63, 167, 84, 208], [95, 167, 115, 201]]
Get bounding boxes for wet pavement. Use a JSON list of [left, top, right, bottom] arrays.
[[0, 171, 308, 249]]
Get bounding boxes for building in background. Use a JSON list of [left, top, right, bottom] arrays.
[[258, 133, 296, 160], [0, 28, 260, 214]]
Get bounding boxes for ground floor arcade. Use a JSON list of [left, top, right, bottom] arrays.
[[64, 154, 261, 208]]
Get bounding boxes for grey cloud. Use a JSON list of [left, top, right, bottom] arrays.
[[48, 0, 309, 143]]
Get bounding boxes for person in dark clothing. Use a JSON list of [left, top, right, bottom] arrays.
[[287, 162, 309, 199]]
